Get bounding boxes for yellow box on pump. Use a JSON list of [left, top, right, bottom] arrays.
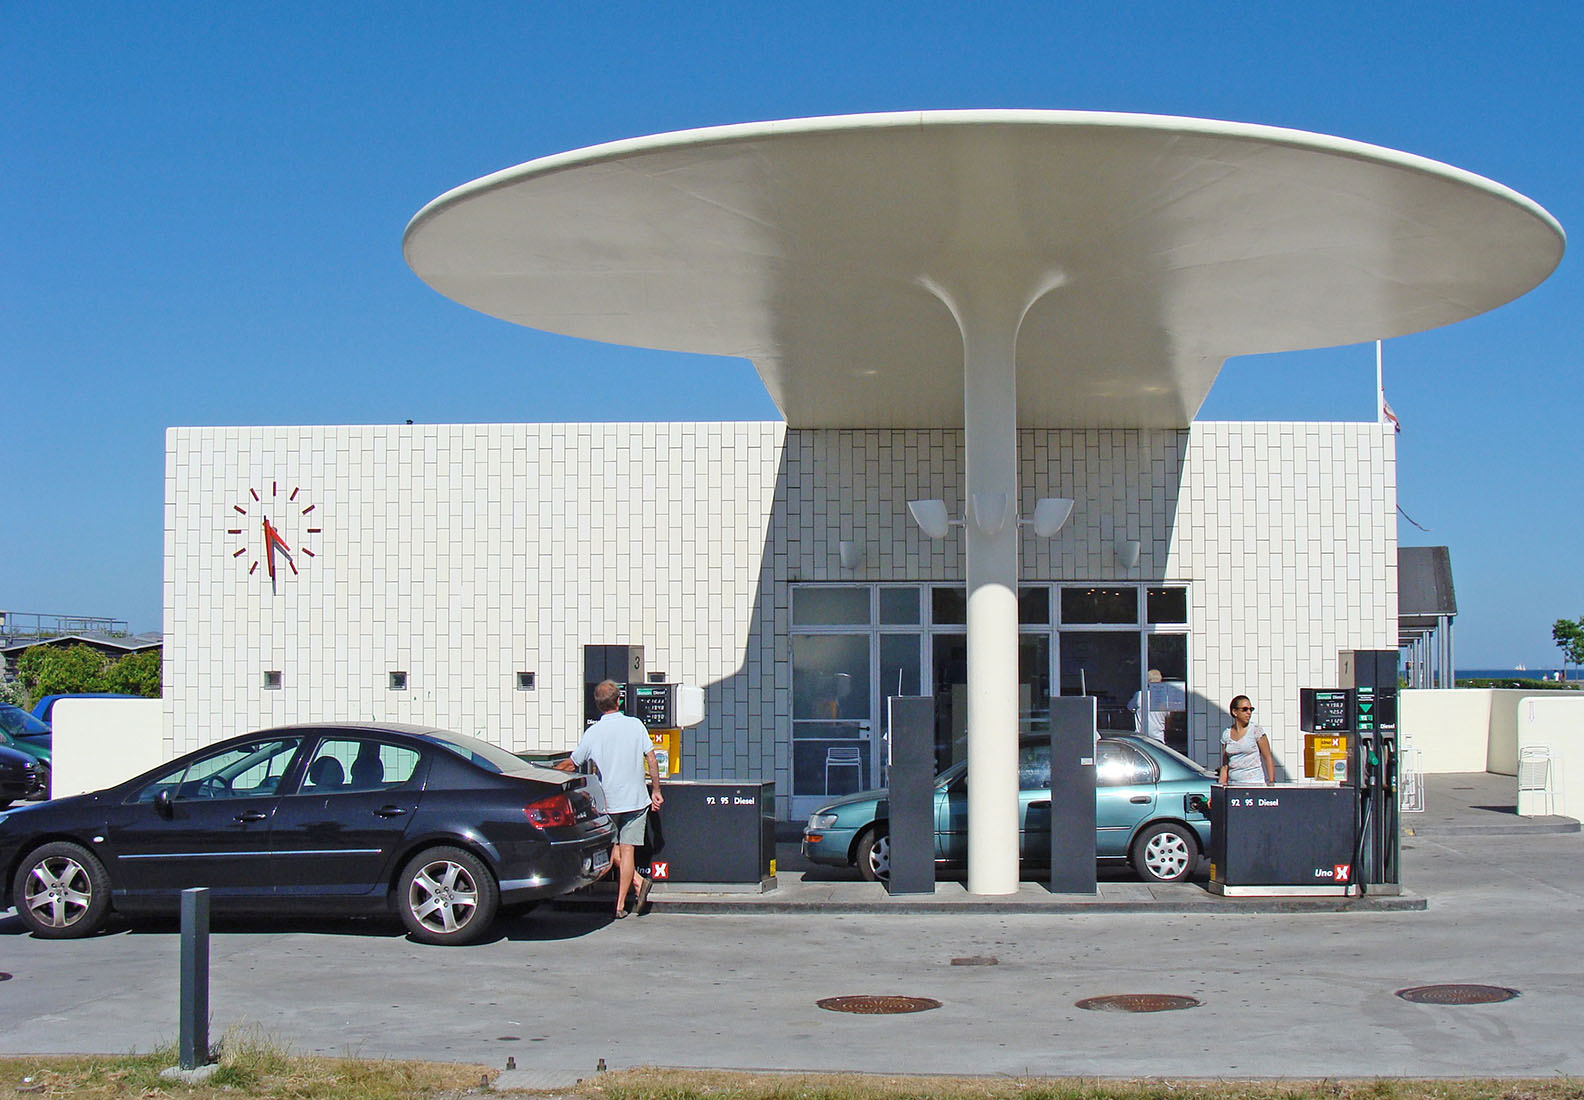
[[1304, 734, 1349, 782]]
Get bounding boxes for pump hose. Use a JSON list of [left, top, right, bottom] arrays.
[[1354, 790, 1372, 897]]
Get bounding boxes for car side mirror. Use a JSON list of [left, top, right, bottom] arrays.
[[154, 789, 175, 819]]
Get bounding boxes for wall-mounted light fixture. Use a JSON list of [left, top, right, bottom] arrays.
[[907, 499, 959, 540], [970, 493, 1009, 536], [838, 539, 866, 569], [1019, 497, 1076, 539], [909, 496, 1075, 540], [1115, 539, 1141, 570]]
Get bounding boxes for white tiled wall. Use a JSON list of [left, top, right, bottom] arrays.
[[166, 420, 1394, 815]]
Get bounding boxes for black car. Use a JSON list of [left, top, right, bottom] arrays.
[[0, 744, 40, 808], [1, 723, 615, 945]]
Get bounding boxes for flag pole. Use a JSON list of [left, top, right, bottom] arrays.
[[1376, 340, 1385, 424]]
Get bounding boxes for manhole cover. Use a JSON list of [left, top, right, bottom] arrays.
[[1396, 984, 1519, 1005], [817, 995, 942, 1014], [951, 956, 998, 966], [1076, 994, 1202, 1013]]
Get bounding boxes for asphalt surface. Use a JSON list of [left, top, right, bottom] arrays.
[[2, 772, 1580, 1083]]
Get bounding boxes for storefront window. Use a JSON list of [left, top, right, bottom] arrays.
[[792, 587, 872, 626], [1147, 587, 1188, 624], [1061, 587, 1139, 624], [878, 587, 921, 625], [931, 587, 967, 625]]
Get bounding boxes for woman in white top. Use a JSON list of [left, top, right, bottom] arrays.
[[1219, 695, 1276, 785]]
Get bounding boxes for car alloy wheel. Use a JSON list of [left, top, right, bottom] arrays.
[[1133, 821, 1197, 883], [857, 828, 890, 882], [397, 846, 499, 945], [13, 841, 111, 938]]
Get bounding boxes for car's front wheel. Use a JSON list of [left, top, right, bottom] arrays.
[[13, 841, 111, 938], [856, 827, 890, 882], [396, 846, 499, 945], [1132, 821, 1198, 883]]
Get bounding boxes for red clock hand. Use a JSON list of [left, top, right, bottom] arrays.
[[264, 518, 297, 575], [262, 518, 278, 582]]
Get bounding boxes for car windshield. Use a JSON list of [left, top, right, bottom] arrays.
[[419, 731, 536, 774], [0, 706, 49, 737]]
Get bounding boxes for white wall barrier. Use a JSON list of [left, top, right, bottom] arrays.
[[51, 698, 165, 798], [1516, 696, 1584, 819]]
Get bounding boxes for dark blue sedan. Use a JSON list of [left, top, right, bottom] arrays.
[[2, 723, 614, 944]]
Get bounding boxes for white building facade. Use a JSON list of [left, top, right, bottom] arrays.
[[165, 417, 1395, 821]]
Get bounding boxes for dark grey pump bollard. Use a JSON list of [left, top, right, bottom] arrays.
[[179, 887, 211, 1070]]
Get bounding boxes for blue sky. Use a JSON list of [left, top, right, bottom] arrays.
[[5, 4, 1580, 666]]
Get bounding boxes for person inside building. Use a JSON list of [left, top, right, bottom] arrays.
[[1219, 695, 1276, 785], [556, 680, 664, 918], [1128, 669, 1184, 744]]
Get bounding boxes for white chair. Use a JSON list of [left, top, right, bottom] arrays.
[[1517, 746, 1553, 817], [824, 745, 863, 794]]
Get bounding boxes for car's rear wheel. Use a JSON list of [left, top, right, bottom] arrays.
[[1132, 821, 1198, 883], [397, 846, 498, 945], [856, 827, 890, 882], [13, 841, 111, 938]]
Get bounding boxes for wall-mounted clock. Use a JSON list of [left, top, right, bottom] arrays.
[[226, 482, 321, 592]]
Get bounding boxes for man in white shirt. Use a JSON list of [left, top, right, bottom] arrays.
[[557, 680, 664, 918]]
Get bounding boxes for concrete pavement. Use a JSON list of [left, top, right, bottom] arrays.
[[2, 772, 1581, 1082]]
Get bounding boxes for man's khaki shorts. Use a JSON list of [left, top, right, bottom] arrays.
[[610, 807, 649, 846]]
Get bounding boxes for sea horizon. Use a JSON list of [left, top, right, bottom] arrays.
[[1457, 667, 1584, 681]]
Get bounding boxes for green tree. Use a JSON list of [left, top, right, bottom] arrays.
[[104, 649, 162, 697], [1552, 618, 1584, 681], [16, 643, 111, 702]]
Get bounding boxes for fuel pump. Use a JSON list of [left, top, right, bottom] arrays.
[[1342, 650, 1400, 892]]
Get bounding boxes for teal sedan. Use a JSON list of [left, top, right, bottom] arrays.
[[0, 704, 51, 800], [800, 734, 1213, 883]]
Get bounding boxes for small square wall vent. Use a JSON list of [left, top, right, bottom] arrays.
[[389, 671, 408, 691], [516, 671, 536, 691], [263, 670, 283, 690]]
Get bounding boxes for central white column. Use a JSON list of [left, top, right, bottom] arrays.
[[959, 287, 1023, 895], [923, 267, 1047, 896]]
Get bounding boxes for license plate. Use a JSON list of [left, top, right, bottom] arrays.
[[590, 849, 611, 876]]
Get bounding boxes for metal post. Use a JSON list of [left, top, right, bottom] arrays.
[[179, 887, 210, 1070]]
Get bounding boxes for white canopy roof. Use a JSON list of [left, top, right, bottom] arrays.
[[405, 110, 1563, 429]]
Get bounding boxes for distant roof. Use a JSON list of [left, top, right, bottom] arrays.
[[0, 632, 163, 656], [406, 110, 1564, 429], [1399, 547, 1457, 628]]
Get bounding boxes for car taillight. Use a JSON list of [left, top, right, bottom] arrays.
[[524, 792, 576, 828]]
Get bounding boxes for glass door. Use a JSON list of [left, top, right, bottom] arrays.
[[790, 634, 873, 815]]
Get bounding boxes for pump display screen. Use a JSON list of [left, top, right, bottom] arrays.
[[1301, 689, 1353, 732], [632, 684, 673, 728]]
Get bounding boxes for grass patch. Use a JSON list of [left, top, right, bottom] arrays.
[[581, 1069, 1584, 1100], [2, 1055, 1579, 1100], [0, 1028, 494, 1100]]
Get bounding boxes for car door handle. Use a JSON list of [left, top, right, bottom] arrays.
[[374, 806, 408, 818], [235, 810, 269, 823], [1129, 795, 1151, 804]]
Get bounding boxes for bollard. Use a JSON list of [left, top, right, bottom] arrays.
[[179, 888, 211, 1070]]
